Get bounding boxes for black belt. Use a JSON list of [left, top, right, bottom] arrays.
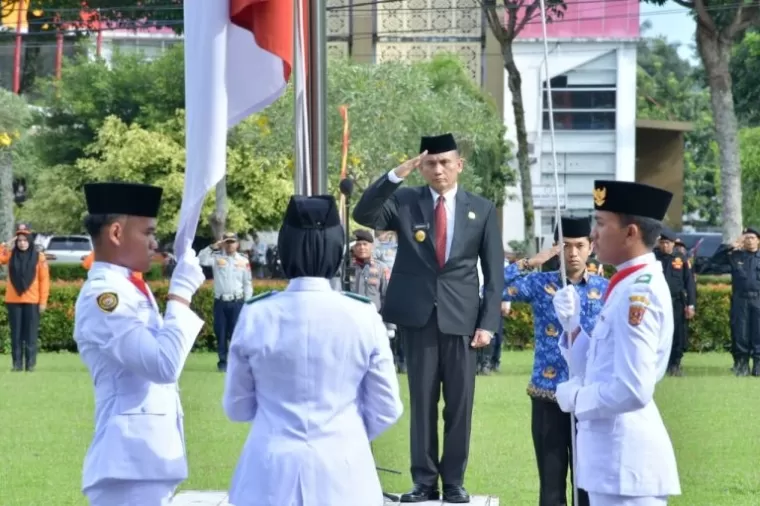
[[215, 295, 244, 302]]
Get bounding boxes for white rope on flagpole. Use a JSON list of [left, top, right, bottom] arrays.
[[537, 1, 579, 505], [294, 0, 312, 196]]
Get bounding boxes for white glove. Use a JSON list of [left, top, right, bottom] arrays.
[[556, 377, 582, 413], [552, 285, 581, 334], [169, 249, 206, 301]]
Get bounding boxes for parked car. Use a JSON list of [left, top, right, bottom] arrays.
[[44, 235, 93, 264]]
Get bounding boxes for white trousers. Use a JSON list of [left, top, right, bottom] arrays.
[[589, 493, 668, 506], [85, 480, 177, 506]]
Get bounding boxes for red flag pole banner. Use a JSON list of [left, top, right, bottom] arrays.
[[176, 0, 295, 256], [338, 105, 349, 223]]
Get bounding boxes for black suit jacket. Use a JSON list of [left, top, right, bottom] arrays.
[[352, 173, 504, 336]]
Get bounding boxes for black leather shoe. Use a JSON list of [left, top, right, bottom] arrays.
[[442, 485, 470, 503], [400, 484, 440, 503]]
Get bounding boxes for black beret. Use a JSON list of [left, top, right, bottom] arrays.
[[744, 227, 760, 238], [554, 216, 591, 242], [659, 227, 676, 242], [593, 180, 673, 221], [420, 133, 457, 155], [282, 195, 340, 229], [84, 182, 163, 218], [354, 229, 374, 243]]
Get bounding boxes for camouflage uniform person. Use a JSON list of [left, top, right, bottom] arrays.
[[350, 230, 402, 372]]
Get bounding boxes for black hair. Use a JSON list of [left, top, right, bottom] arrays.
[[619, 214, 663, 249], [83, 214, 125, 239]]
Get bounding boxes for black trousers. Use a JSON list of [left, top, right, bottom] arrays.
[[531, 398, 589, 506], [7, 303, 40, 370], [668, 297, 687, 366], [402, 310, 477, 487], [730, 294, 760, 359], [213, 299, 243, 366]]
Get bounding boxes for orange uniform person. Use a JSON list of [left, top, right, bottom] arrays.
[[0, 224, 50, 372]]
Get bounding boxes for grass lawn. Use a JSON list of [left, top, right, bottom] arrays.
[[1, 352, 758, 506]]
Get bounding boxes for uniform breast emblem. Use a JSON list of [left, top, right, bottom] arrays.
[[542, 366, 557, 379], [544, 284, 556, 295], [414, 230, 426, 242], [672, 257, 683, 269], [96, 292, 119, 313], [588, 288, 601, 300], [545, 324, 559, 337], [507, 286, 518, 296]]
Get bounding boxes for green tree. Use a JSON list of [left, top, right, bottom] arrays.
[[738, 126, 760, 228], [636, 25, 721, 226], [18, 114, 293, 238], [482, 0, 567, 254], [642, 0, 760, 241], [731, 30, 760, 126], [31, 44, 185, 168], [0, 89, 31, 244]]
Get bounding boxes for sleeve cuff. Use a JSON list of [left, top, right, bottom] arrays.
[[387, 169, 403, 184]]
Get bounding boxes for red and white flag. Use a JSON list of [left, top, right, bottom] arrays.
[[175, 0, 299, 256]]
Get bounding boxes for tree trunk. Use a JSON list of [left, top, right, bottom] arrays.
[[209, 177, 227, 240], [697, 27, 742, 242], [0, 149, 15, 280], [502, 42, 536, 255]]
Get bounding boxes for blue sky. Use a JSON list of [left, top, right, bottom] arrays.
[[640, 2, 697, 62]]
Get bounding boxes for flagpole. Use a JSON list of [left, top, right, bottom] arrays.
[[307, 0, 328, 195]]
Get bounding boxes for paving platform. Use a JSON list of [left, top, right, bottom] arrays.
[[171, 490, 499, 505]]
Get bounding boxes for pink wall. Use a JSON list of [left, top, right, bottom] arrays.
[[516, 0, 639, 39]]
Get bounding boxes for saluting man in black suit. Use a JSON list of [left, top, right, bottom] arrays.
[[353, 133, 504, 503]]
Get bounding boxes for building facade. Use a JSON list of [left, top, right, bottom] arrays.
[[501, 0, 640, 247]]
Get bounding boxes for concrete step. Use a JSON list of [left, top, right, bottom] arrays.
[[171, 490, 500, 506]]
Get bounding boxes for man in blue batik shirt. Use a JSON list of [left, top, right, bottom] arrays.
[[503, 216, 608, 506]]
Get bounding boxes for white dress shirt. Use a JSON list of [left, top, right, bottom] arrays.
[[387, 169, 456, 261]]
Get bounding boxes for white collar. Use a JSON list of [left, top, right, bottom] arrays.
[[616, 252, 656, 271], [429, 185, 458, 203], [90, 261, 132, 278], [286, 277, 333, 292]]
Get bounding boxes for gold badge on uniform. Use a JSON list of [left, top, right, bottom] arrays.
[[545, 324, 559, 337], [96, 292, 119, 313], [593, 187, 607, 207], [542, 366, 557, 379], [672, 257, 683, 270], [507, 286, 518, 296], [544, 284, 556, 295], [588, 288, 601, 300], [414, 230, 426, 242]]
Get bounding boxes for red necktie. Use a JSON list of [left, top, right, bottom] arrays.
[[602, 263, 647, 302], [435, 196, 447, 268], [128, 272, 151, 300]]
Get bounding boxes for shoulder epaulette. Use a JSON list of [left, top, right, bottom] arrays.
[[633, 273, 652, 284], [245, 291, 277, 304], [341, 291, 372, 304]]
